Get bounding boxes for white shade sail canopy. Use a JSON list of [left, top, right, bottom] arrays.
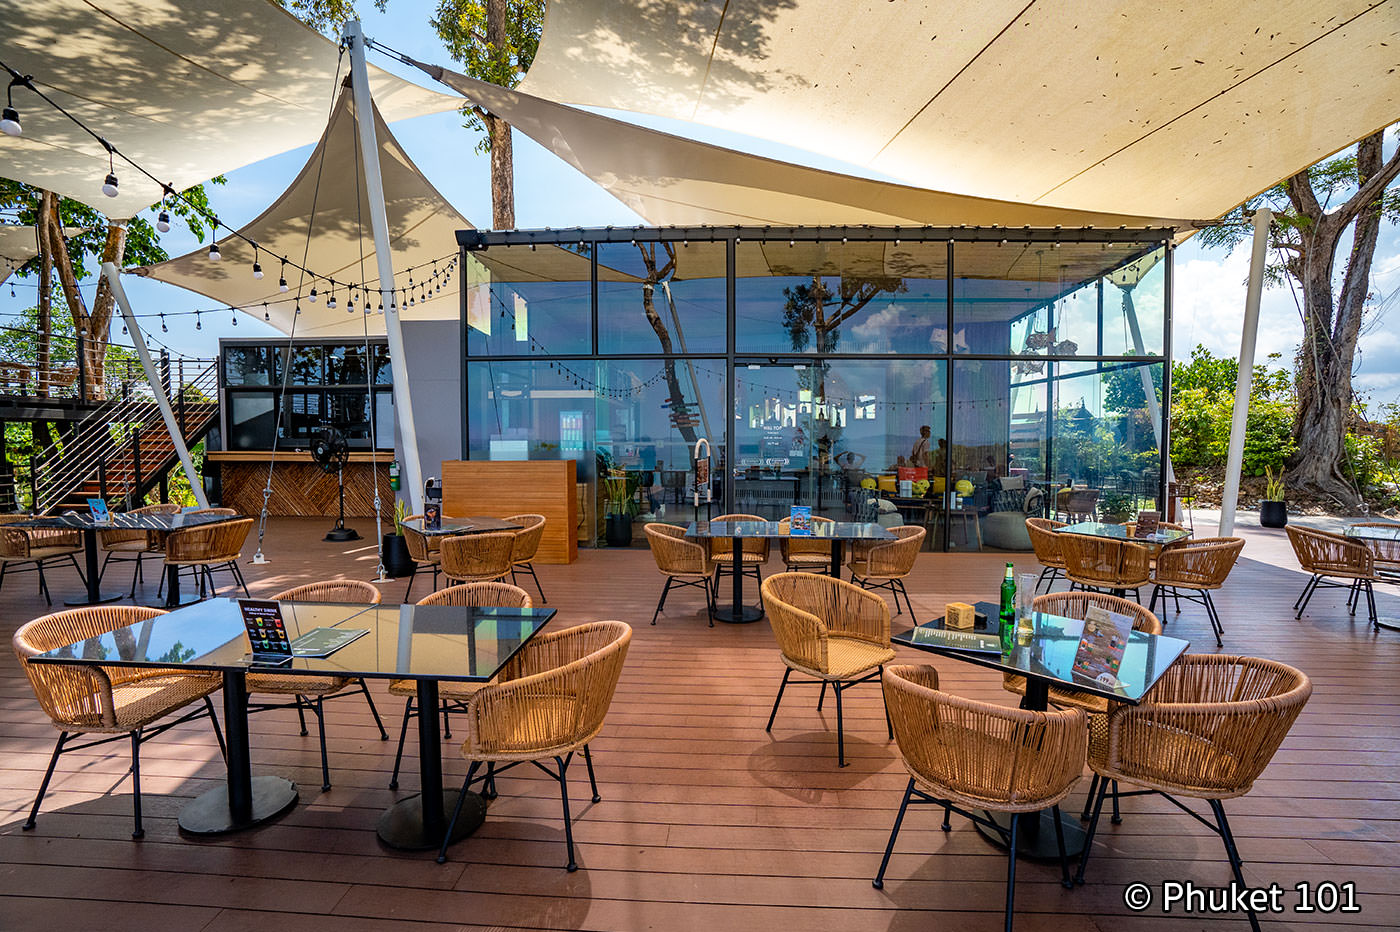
[[0, 0, 464, 219], [133, 87, 469, 337], [0, 226, 42, 285], [415, 62, 1193, 232], [520, 0, 1400, 220]]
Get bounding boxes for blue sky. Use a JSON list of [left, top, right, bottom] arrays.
[[4, 0, 1397, 405]]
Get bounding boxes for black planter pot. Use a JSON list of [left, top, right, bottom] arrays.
[[1259, 500, 1288, 528], [381, 533, 414, 576], [604, 512, 634, 547]]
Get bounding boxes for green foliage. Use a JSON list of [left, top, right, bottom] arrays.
[[273, 0, 387, 34], [431, 0, 545, 151], [1241, 398, 1295, 475], [1343, 433, 1387, 494], [1263, 466, 1285, 501], [1168, 344, 1294, 475]]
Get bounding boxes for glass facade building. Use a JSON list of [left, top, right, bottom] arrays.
[[459, 227, 1172, 551]]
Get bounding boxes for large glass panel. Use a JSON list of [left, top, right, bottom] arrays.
[[597, 241, 726, 354], [372, 345, 393, 384], [326, 345, 369, 385], [731, 359, 947, 523], [1101, 246, 1167, 357], [950, 360, 1048, 552], [228, 392, 275, 449], [465, 246, 592, 357], [273, 346, 322, 386], [1050, 361, 1163, 519], [468, 358, 725, 546], [280, 391, 323, 447], [734, 241, 947, 355], [224, 346, 271, 386]]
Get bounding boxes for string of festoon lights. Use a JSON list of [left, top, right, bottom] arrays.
[[0, 56, 455, 321]]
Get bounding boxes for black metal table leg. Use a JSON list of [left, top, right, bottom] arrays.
[[179, 669, 298, 834], [711, 534, 763, 623], [378, 678, 485, 850], [830, 540, 844, 578], [974, 677, 1087, 859], [64, 528, 123, 607]]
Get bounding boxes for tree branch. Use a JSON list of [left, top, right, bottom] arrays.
[[1335, 131, 1400, 228]]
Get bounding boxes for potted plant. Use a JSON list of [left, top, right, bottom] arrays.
[[380, 499, 414, 576], [1099, 490, 1133, 524], [1259, 465, 1288, 528], [602, 470, 639, 547]]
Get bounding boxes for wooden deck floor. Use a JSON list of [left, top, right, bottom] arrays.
[[2, 517, 1397, 931]]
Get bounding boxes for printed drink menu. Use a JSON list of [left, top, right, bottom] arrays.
[[1071, 606, 1134, 685]]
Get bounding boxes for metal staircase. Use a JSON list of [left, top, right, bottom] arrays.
[[27, 356, 219, 514]]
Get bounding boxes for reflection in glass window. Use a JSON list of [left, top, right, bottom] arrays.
[[1051, 362, 1163, 512], [326, 345, 368, 385], [598, 241, 726, 354], [224, 346, 270, 386], [465, 246, 592, 356], [229, 393, 275, 449]]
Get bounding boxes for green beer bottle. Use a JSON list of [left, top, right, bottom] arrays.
[[999, 562, 1016, 654]]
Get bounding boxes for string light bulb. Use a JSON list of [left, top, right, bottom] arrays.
[[278, 259, 288, 292], [160, 313, 168, 333], [208, 242, 221, 261], [156, 209, 170, 234], [263, 303, 270, 322], [195, 311, 202, 330], [2, 74, 25, 136], [309, 286, 318, 303], [251, 248, 263, 279], [101, 171, 119, 198]]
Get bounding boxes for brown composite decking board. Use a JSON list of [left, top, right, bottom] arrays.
[[1, 517, 1397, 931]]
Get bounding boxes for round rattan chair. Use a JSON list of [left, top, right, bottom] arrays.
[[1148, 536, 1244, 646], [1075, 654, 1311, 930], [874, 664, 1086, 930], [1348, 522, 1400, 576], [777, 515, 835, 572], [98, 502, 181, 598], [503, 513, 548, 602], [437, 620, 632, 871], [245, 580, 386, 792], [644, 523, 716, 626], [400, 514, 442, 601], [387, 582, 533, 790], [1025, 517, 1068, 592], [760, 571, 895, 767], [0, 515, 86, 606], [709, 513, 771, 602], [1060, 533, 1150, 600], [440, 531, 516, 586], [848, 525, 925, 621], [13, 605, 225, 838], [1287, 525, 1381, 628], [163, 516, 254, 599]]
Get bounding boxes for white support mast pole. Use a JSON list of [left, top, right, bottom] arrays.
[[345, 20, 425, 514], [100, 262, 210, 508], [1218, 207, 1273, 536]]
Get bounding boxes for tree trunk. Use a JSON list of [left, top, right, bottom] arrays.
[[485, 0, 515, 230], [36, 192, 53, 398], [638, 245, 698, 446]]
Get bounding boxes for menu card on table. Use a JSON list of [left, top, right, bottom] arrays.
[[789, 505, 812, 536], [239, 599, 294, 665], [1071, 606, 1133, 685], [1134, 510, 1159, 538], [423, 502, 442, 530], [87, 497, 111, 524]]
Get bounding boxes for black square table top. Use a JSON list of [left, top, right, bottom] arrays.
[[685, 520, 895, 541], [29, 599, 555, 683], [8, 510, 243, 532], [403, 516, 522, 538], [1056, 521, 1191, 547], [894, 601, 1190, 706]]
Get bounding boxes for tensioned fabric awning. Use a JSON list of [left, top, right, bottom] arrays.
[[414, 61, 1194, 232], [519, 0, 1400, 220], [0, 0, 464, 219], [0, 226, 42, 285], [132, 87, 470, 337]]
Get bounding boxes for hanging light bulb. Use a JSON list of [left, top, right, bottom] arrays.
[[278, 259, 288, 292], [230, 308, 238, 326], [251, 247, 263, 279], [195, 311, 202, 330], [156, 208, 171, 234], [309, 286, 318, 303], [328, 284, 337, 309], [263, 303, 270, 322], [160, 313, 168, 333], [208, 242, 222, 262], [0, 107, 18, 137], [102, 171, 119, 198], [1, 74, 25, 136]]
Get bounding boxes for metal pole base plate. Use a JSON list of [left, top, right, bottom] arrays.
[[64, 592, 126, 607], [710, 606, 765, 624], [178, 776, 298, 835], [325, 527, 362, 542], [377, 790, 486, 851]]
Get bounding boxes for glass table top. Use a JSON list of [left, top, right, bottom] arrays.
[[403, 516, 522, 537], [29, 599, 555, 682], [894, 601, 1190, 705], [1345, 523, 1400, 541], [1056, 521, 1191, 546], [8, 511, 243, 531], [686, 520, 895, 540]]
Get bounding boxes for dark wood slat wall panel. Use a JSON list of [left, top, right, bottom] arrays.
[[441, 459, 578, 564], [1, 517, 1397, 931]]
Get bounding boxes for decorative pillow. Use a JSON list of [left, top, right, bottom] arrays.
[[992, 489, 1027, 512], [876, 498, 898, 514], [1024, 487, 1045, 515]]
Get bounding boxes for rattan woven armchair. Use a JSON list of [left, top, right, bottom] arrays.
[[1025, 517, 1068, 592], [0, 515, 86, 606], [848, 525, 925, 621], [1349, 522, 1400, 576], [245, 580, 386, 792], [874, 664, 1086, 929], [777, 515, 835, 572], [163, 516, 253, 599], [504, 513, 548, 602], [387, 582, 533, 790], [709, 513, 771, 600], [1060, 533, 1150, 599], [1076, 654, 1311, 930], [401, 514, 442, 600], [437, 620, 632, 871], [1148, 536, 1244, 645], [1055, 488, 1099, 522], [98, 503, 181, 598], [440, 531, 515, 585], [1287, 525, 1380, 627], [760, 571, 895, 767], [644, 523, 716, 626], [13, 605, 225, 838]]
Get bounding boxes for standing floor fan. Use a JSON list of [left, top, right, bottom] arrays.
[[313, 426, 360, 542]]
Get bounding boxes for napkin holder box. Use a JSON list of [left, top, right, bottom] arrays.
[[945, 602, 977, 630]]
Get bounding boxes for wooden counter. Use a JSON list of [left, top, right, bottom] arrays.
[[441, 459, 577, 564], [210, 450, 394, 519]]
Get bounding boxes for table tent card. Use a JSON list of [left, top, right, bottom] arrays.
[[423, 502, 442, 530], [238, 599, 294, 665], [789, 505, 813, 536], [1134, 510, 1160, 538], [1072, 606, 1134, 684], [86, 497, 111, 524]]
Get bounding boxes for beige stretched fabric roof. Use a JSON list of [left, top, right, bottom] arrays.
[[0, 0, 464, 219], [520, 0, 1400, 219], [0, 226, 42, 285], [416, 62, 1191, 231], [133, 88, 469, 337]]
